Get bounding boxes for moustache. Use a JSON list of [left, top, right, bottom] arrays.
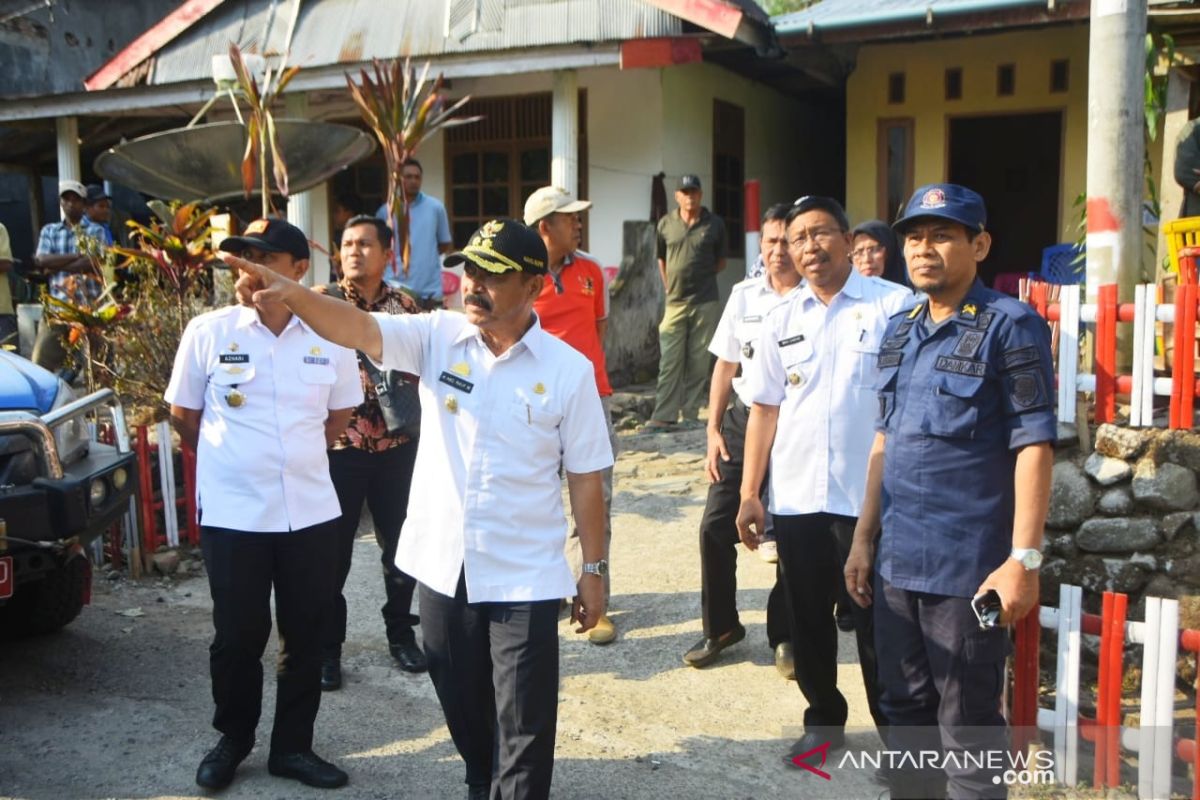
[[464, 294, 493, 311]]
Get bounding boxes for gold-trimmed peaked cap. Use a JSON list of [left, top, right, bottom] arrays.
[[444, 218, 548, 275]]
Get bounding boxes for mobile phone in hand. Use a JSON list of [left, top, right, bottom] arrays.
[[972, 589, 1003, 630]]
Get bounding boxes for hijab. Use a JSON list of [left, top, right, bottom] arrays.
[[851, 219, 908, 287]]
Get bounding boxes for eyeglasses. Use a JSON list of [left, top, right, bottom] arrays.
[[850, 244, 885, 261], [788, 228, 842, 248]]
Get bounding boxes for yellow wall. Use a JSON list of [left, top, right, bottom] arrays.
[[845, 24, 1090, 239]]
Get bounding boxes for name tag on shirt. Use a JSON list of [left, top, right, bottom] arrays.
[[219, 353, 249, 364], [439, 371, 474, 393], [742, 315, 762, 323], [778, 334, 805, 348], [303, 356, 330, 365]]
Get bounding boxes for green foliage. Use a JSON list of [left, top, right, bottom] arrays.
[[345, 60, 479, 275], [758, 0, 816, 14], [229, 45, 300, 218], [92, 201, 218, 421]]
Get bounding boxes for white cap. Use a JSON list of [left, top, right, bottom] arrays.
[[58, 180, 87, 199], [523, 186, 592, 226]]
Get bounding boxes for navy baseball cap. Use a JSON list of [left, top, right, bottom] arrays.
[[443, 218, 548, 275], [677, 174, 702, 191], [84, 184, 111, 204], [893, 183, 987, 234], [219, 217, 311, 261]]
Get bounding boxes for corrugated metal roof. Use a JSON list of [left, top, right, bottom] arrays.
[[773, 0, 1056, 34], [145, 0, 682, 86]]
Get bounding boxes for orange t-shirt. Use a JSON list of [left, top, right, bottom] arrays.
[[534, 252, 612, 397]]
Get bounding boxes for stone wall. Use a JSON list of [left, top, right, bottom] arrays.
[[1044, 424, 1200, 616]]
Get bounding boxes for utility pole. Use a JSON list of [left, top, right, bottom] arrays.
[[1085, 0, 1149, 304]]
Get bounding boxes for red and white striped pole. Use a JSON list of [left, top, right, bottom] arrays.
[[744, 179, 760, 271]]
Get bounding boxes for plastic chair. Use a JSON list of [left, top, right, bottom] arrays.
[[442, 270, 461, 296], [1164, 217, 1200, 285], [1040, 242, 1085, 285]]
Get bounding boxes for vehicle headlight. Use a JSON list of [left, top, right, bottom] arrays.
[[111, 467, 128, 491], [49, 379, 90, 466], [89, 478, 107, 507]]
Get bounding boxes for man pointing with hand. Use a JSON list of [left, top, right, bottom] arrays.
[[224, 217, 613, 800]]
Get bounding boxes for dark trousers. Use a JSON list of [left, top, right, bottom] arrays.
[[200, 521, 338, 753], [420, 574, 560, 800], [699, 400, 789, 646], [874, 576, 1011, 800], [774, 512, 884, 733], [324, 442, 420, 654]]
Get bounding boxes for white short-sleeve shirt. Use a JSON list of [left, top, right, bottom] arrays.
[[164, 305, 363, 532], [373, 310, 614, 602], [745, 270, 910, 517], [708, 272, 799, 406]]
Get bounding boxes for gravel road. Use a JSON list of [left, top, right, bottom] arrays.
[[0, 422, 883, 800]]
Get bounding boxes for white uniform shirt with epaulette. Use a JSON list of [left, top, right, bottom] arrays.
[[744, 269, 912, 517], [708, 272, 801, 406], [164, 305, 363, 532], [372, 310, 614, 603]]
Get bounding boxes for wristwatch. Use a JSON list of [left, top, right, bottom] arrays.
[[582, 559, 608, 577], [1010, 548, 1043, 571]]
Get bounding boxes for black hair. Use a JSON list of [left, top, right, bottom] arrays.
[[343, 214, 393, 248], [333, 192, 361, 212], [401, 158, 423, 173], [786, 195, 850, 232], [762, 202, 791, 228]]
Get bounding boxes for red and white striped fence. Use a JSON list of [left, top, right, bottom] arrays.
[[1012, 585, 1200, 799], [1028, 281, 1199, 429]]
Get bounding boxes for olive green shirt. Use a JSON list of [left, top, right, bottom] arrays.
[[0, 223, 13, 315], [656, 207, 726, 304]]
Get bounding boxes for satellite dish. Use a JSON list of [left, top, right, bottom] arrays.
[[95, 119, 375, 203]]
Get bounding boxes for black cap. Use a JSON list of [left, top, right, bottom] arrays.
[[677, 174, 702, 191], [84, 184, 111, 204], [219, 218, 311, 261], [443, 218, 547, 275], [788, 195, 850, 231], [893, 183, 987, 233]]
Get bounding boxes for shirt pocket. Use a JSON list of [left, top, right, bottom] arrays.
[[299, 363, 337, 385], [875, 366, 899, 428], [924, 373, 985, 438], [733, 317, 762, 361], [849, 327, 882, 388], [209, 364, 254, 386]]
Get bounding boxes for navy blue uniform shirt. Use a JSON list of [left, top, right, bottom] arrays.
[[874, 279, 1056, 598]]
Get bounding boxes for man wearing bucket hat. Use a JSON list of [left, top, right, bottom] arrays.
[[223, 217, 613, 800], [843, 184, 1055, 798], [31, 180, 108, 371], [166, 217, 362, 791], [524, 186, 620, 645]]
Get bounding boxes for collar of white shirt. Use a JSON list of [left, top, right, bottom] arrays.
[[449, 312, 551, 360]]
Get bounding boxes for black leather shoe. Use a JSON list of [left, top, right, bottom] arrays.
[[682, 623, 746, 668], [389, 640, 428, 673], [774, 642, 795, 680], [321, 656, 342, 691], [467, 784, 490, 800], [784, 729, 846, 769], [836, 610, 856, 633], [195, 735, 254, 790], [267, 750, 349, 788]]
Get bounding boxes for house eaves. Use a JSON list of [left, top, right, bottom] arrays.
[[0, 42, 621, 123], [774, 0, 1087, 44], [89, 0, 682, 90]]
